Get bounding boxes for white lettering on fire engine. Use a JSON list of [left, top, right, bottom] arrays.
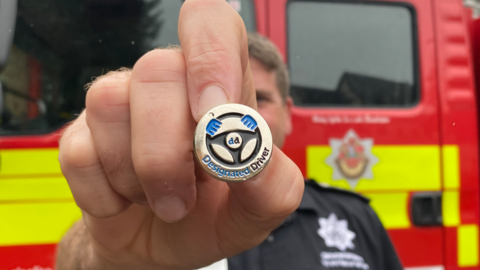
[[312, 115, 390, 125], [12, 266, 53, 270]]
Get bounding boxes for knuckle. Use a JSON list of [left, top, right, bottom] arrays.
[[268, 169, 305, 224], [271, 168, 305, 219], [133, 143, 175, 165], [98, 151, 125, 180], [132, 143, 193, 184], [187, 45, 231, 74], [132, 49, 186, 84], [185, 43, 238, 89], [99, 154, 147, 201], [58, 119, 99, 171], [86, 73, 131, 122], [110, 179, 145, 200], [239, 164, 304, 227], [80, 199, 130, 219], [86, 69, 131, 90], [134, 151, 178, 179], [59, 112, 86, 144], [59, 136, 99, 170]]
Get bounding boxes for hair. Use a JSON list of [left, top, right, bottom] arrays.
[[247, 32, 289, 103]]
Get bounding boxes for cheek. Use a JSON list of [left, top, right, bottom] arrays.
[[258, 106, 283, 134], [258, 107, 275, 127]]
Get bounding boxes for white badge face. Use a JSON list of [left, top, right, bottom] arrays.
[[194, 104, 273, 182]]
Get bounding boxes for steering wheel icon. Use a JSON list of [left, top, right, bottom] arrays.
[[205, 114, 261, 167]]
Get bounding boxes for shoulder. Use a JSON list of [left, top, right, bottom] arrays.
[[304, 180, 370, 204], [298, 181, 386, 245], [299, 180, 380, 226]]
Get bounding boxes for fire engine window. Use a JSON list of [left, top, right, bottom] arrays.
[[0, 0, 256, 135], [287, 1, 418, 107]]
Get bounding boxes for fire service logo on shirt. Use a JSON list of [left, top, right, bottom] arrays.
[[325, 130, 378, 189], [318, 213, 356, 251], [318, 213, 370, 270]]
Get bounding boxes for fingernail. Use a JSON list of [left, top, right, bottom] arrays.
[[154, 196, 187, 223], [198, 85, 228, 118]]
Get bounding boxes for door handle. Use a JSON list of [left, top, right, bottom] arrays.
[[411, 192, 442, 226]]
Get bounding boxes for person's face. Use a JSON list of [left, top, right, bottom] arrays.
[[250, 57, 293, 149]]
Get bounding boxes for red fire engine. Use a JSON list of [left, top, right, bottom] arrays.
[[1, 0, 480, 269]]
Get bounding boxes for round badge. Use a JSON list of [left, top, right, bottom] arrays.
[[194, 104, 273, 182]]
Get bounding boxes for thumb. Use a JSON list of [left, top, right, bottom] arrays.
[[179, 0, 257, 122]]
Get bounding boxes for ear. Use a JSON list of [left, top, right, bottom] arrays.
[[284, 97, 293, 136]]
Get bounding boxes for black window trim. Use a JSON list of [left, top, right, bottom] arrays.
[[286, 0, 421, 109]]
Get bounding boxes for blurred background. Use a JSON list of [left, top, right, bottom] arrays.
[[1, 0, 480, 269]]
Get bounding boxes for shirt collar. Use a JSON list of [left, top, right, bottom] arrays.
[[298, 184, 319, 212], [279, 181, 319, 227]]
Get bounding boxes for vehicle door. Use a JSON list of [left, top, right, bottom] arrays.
[[434, 0, 480, 269], [268, 0, 447, 268]]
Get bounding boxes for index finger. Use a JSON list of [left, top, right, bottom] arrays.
[[179, 0, 257, 122]]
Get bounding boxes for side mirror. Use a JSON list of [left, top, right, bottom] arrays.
[[0, 0, 17, 71]]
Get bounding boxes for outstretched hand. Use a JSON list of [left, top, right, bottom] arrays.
[[57, 0, 304, 269]]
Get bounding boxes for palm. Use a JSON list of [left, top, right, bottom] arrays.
[[88, 172, 273, 269]]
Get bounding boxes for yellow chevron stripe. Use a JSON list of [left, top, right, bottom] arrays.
[[0, 201, 82, 246], [0, 148, 61, 176], [0, 148, 82, 246], [0, 173, 63, 180], [307, 145, 441, 191], [442, 145, 460, 189], [307, 145, 462, 231], [458, 224, 479, 267], [363, 192, 410, 229], [442, 191, 460, 227], [0, 145, 461, 246], [0, 177, 73, 202]]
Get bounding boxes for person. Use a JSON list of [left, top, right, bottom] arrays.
[[56, 0, 402, 269], [225, 33, 403, 270]]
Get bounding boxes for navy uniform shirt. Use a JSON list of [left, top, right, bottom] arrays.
[[228, 180, 403, 270]]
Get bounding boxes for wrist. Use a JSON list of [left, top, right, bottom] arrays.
[[88, 246, 157, 270], [89, 242, 190, 270]]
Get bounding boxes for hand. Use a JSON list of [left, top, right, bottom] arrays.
[[57, 0, 304, 269]]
